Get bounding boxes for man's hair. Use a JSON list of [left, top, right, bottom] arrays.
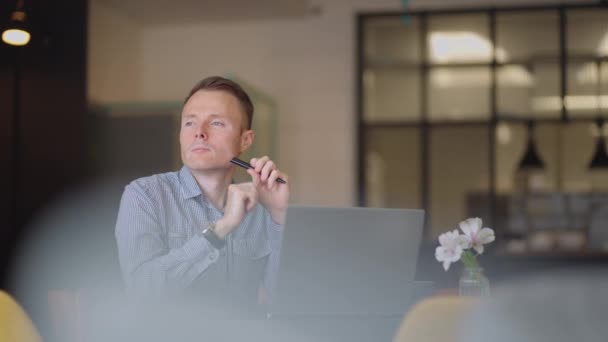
[[184, 76, 254, 130]]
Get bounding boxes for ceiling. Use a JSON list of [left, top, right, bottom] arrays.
[[97, 0, 313, 25]]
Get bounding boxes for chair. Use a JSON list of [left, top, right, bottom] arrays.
[[0, 290, 42, 342], [393, 295, 476, 342]]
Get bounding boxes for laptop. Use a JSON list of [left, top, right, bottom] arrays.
[[269, 206, 424, 317]]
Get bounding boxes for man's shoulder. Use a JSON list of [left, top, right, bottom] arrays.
[[125, 170, 181, 195]]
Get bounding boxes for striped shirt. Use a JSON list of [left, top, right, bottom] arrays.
[[115, 165, 283, 303]]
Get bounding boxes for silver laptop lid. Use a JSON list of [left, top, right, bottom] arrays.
[[270, 206, 424, 316]]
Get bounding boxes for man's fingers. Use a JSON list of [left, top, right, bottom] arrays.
[[244, 187, 257, 212], [246, 198, 256, 212], [247, 169, 260, 187], [247, 156, 287, 190], [260, 160, 275, 182], [267, 169, 280, 189], [252, 156, 269, 173]]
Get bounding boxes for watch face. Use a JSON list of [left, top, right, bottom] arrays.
[[201, 224, 225, 249], [202, 222, 214, 234]]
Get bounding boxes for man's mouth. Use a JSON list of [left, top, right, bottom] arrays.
[[190, 144, 212, 153]]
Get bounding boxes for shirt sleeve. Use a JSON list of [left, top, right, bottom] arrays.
[[262, 214, 285, 301], [115, 182, 219, 296]]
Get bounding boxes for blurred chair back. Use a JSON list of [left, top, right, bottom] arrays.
[[0, 290, 42, 342], [393, 295, 476, 342]]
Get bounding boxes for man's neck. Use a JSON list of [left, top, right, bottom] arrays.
[[189, 168, 234, 211]]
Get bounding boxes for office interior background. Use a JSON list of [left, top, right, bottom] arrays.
[[1, 0, 608, 323]]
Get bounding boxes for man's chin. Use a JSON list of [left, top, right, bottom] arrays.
[[185, 161, 229, 172]]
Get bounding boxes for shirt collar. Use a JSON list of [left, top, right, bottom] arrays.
[[178, 165, 202, 199]]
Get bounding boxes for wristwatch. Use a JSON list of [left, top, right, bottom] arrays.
[[201, 222, 226, 249]]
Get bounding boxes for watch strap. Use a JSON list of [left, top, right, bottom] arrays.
[[201, 222, 225, 249]]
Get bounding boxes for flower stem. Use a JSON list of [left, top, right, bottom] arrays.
[[461, 250, 479, 269]]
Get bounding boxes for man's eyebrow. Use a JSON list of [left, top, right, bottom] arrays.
[[182, 113, 225, 118]]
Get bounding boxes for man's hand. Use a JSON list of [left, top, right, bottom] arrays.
[[248, 156, 290, 225], [215, 183, 258, 239]]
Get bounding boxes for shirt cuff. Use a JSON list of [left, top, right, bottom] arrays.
[[181, 233, 221, 263]]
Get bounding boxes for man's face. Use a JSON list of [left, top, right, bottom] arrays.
[[180, 90, 254, 172]]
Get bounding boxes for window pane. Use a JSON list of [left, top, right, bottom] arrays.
[[567, 8, 608, 119], [496, 11, 560, 120], [496, 122, 526, 193], [495, 122, 559, 252], [430, 125, 489, 237], [365, 127, 421, 209], [567, 61, 602, 119], [428, 14, 490, 64], [532, 122, 560, 191], [364, 17, 421, 65], [364, 68, 421, 122], [496, 11, 559, 62], [562, 122, 595, 192], [603, 61, 608, 111], [428, 67, 490, 121], [498, 63, 561, 119], [497, 122, 601, 191], [567, 9, 608, 57]]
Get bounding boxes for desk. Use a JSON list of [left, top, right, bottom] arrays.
[[264, 281, 435, 342], [268, 315, 403, 342]]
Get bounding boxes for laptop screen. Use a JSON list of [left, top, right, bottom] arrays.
[[270, 206, 424, 316]]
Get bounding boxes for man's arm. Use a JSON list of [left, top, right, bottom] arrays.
[[246, 156, 289, 304], [115, 182, 219, 296]]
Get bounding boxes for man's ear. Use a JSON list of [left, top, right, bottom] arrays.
[[240, 130, 255, 153]]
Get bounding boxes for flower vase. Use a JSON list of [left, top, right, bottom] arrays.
[[459, 267, 490, 297]]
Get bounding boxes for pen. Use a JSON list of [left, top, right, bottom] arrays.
[[230, 157, 287, 184]]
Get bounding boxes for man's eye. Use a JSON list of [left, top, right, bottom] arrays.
[[212, 121, 225, 127], [184, 121, 193, 127]]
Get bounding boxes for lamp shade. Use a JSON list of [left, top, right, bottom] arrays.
[[518, 122, 544, 170], [589, 119, 608, 169]]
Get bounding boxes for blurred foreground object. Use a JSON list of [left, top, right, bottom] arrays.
[[393, 296, 477, 342], [0, 290, 42, 342]]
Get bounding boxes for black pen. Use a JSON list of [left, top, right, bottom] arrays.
[[230, 157, 287, 184]]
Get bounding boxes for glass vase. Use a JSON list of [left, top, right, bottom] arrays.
[[459, 267, 490, 297]]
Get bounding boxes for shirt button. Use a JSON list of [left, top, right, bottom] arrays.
[[209, 253, 216, 261]]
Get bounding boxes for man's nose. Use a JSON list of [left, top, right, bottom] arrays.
[[195, 124, 207, 139]]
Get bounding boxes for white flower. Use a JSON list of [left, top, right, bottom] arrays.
[[435, 229, 466, 271], [459, 217, 495, 254]]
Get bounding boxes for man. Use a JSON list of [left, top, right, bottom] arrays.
[[115, 76, 289, 310]]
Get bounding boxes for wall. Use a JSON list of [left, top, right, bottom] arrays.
[[87, 0, 592, 207], [89, 0, 404, 206], [88, 0, 143, 103]]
